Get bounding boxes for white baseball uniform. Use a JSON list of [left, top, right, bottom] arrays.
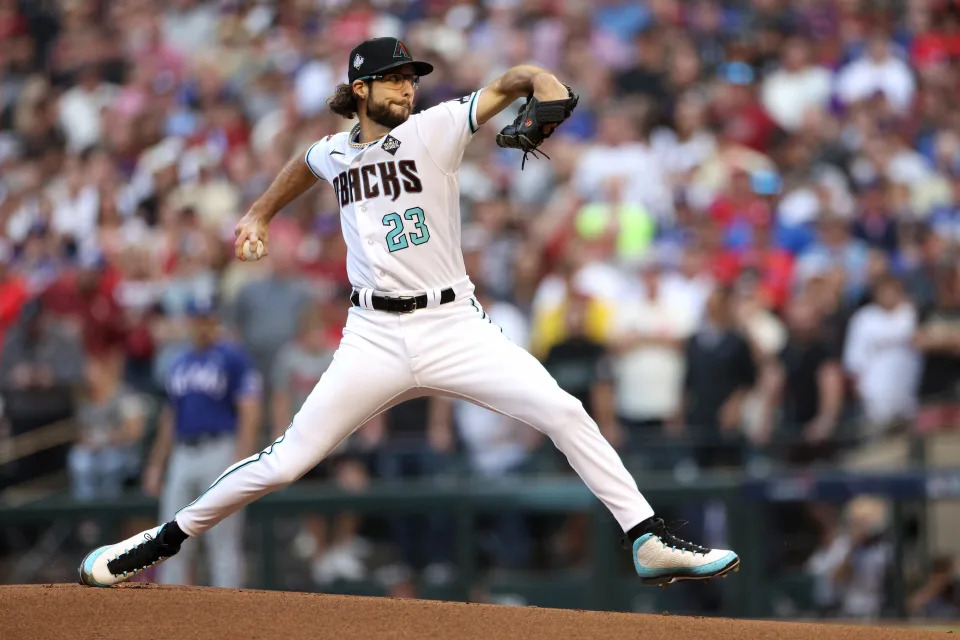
[[173, 89, 655, 538]]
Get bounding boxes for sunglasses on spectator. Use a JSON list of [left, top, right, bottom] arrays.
[[360, 73, 420, 89]]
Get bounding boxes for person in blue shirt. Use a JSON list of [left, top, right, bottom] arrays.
[[142, 295, 261, 587]]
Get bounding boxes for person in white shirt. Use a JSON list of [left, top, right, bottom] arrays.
[[834, 35, 916, 113], [649, 92, 717, 185], [611, 256, 697, 456], [50, 155, 100, 256], [57, 66, 117, 154], [761, 36, 833, 132], [572, 107, 673, 220], [80, 37, 739, 591], [843, 275, 921, 430]]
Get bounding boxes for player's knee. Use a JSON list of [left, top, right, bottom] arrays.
[[562, 396, 591, 424], [543, 396, 591, 437]]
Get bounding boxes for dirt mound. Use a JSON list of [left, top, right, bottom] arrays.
[[0, 583, 950, 640]]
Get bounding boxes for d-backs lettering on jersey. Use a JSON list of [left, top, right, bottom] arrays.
[[304, 90, 483, 293], [166, 341, 262, 439], [331, 160, 422, 206]]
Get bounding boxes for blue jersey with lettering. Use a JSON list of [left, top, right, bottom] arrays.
[[166, 341, 261, 439]]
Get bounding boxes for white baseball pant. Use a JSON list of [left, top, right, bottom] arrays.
[[174, 293, 654, 537]]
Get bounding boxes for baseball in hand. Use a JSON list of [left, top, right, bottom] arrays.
[[243, 239, 265, 261]]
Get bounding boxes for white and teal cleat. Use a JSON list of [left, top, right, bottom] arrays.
[[630, 518, 740, 587], [78, 524, 181, 587]]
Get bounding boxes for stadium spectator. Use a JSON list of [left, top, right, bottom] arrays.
[[710, 61, 777, 154], [610, 253, 696, 463], [67, 356, 145, 501], [851, 180, 899, 256], [230, 234, 312, 383], [908, 556, 960, 620], [57, 64, 116, 154], [0, 239, 28, 354], [542, 290, 621, 448], [914, 261, 960, 434], [530, 255, 617, 360], [680, 285, 757, 468], [760, 36, 832, 133], [773, 295, 845, 463], [834, 34, 916, 114], [40, 250, 126, 361], [0, 297, 84, 394], [572, 106, 672, 221], [649, 91, 716, 194], [795, 214, 871, 304], [731, 271, 787, 447], [843, 275, 921, 432], [806, 496, 893, 620]]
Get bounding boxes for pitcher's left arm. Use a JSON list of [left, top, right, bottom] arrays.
[[475, 66, 570, 126]]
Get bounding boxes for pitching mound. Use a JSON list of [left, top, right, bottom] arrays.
[[0, 583, 950, 640]]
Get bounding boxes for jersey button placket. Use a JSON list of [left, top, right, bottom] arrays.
[[361, 200, 372, 245]]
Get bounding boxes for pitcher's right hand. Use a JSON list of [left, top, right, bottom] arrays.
[[234, 210, 271, 261]]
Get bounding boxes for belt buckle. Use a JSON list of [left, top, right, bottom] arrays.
[[393, 295, 417, 314]]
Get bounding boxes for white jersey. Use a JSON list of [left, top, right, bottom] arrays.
[[305, 90, 483, 295]]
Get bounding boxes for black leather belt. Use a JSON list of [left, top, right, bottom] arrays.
[[350, 288, 455, 313]]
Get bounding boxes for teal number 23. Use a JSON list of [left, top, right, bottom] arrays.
[[382, 207, 430, 252]]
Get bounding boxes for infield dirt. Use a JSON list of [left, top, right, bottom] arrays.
[[0, 583, 953, 639]]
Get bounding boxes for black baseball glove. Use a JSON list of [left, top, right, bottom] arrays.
[[495, 84, 579, 168]]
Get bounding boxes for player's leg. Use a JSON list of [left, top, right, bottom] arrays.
[[79, 310, 415, 587], [416, 299, 739, 584]]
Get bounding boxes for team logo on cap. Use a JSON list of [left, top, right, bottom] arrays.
[[353, 54, 364, 69], [394, 40, 410, 59], [381, 135, 401, 155]]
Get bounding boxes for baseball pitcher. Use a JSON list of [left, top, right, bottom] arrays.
[[80, 38, 739, 588]]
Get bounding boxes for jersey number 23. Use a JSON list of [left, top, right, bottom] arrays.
[[383, 207, 430, 252]]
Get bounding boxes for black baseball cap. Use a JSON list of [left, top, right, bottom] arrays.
[[347, 37, 434, 84]]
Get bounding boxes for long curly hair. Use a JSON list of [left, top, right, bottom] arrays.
[[327, 82, 362, 119]]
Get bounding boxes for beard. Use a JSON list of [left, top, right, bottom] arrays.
[[365, 89, 410, 129]]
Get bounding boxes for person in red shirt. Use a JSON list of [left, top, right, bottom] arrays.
[[0, 243, 29, 358], [41, 253, 126, 360], [712, 171, 795, 309], [735, 212, 795, 311], [911, 5, 960, 70], [708, 167, 764, 228], [710, 62, 778, 153]]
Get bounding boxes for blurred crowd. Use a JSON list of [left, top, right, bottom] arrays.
[[2, 0, 960, 610]]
